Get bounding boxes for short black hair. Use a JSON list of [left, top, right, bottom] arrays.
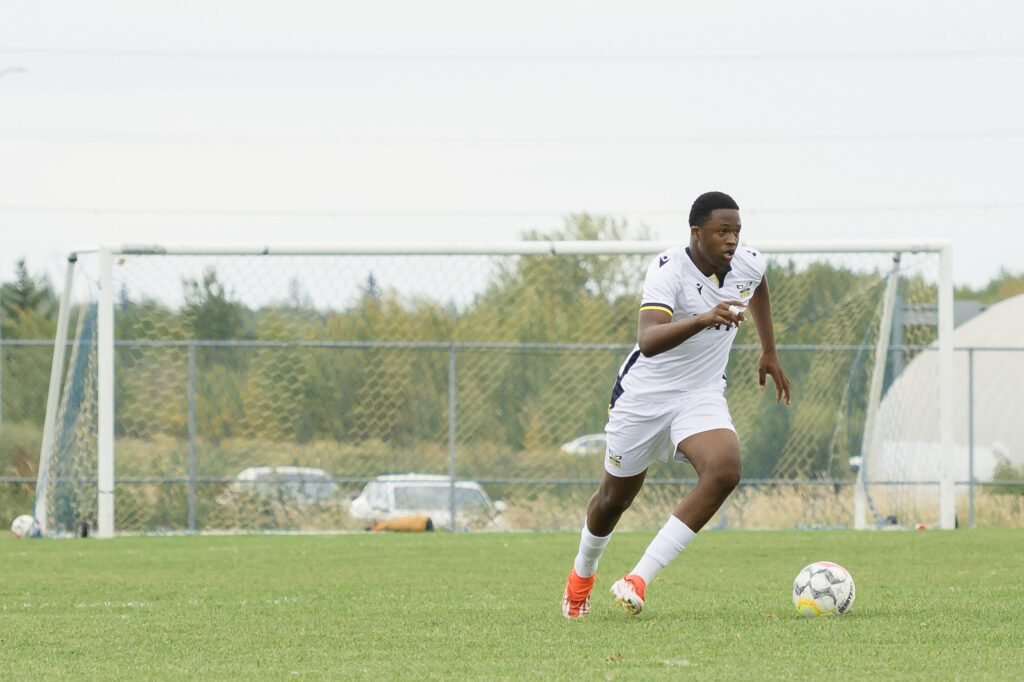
[[689, 191, 739, 228]]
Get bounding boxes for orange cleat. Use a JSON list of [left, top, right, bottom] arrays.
[[562, 568, 595, 619], [610, 574, 646, 616]]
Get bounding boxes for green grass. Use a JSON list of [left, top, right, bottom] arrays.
[[2, 529, 1022, 680]]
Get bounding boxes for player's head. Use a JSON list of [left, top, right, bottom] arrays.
[[689, 191, 739, 229], [689, 191, 741, 271]]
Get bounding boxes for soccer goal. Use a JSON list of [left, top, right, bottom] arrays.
[[34, 241, 954, 537]]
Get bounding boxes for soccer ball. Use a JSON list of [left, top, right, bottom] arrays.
[[792, 561, 855, 616], [10, 514, 41, 539]]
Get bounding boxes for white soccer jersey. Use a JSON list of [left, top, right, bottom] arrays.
[[610, 245, 766, 405]]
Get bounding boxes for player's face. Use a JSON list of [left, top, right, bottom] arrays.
[[693, 209, 741, 269]]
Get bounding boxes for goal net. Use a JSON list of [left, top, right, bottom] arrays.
[[35, 241, 953, 536]]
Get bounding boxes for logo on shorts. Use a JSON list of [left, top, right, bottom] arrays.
[[606, 452, 622, 468]]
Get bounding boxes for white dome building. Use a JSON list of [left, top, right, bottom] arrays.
[[875, 292, 1024, 485]]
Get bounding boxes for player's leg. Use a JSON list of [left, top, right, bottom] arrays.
[[576, 469, 648, 582], [585, 468, 647, 536], [612, 428, 741, 615], [563, 469, 647, 618], [672, 428, 742, 531], [563, 398, 671, 618]]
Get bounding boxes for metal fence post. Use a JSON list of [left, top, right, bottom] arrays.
[[967, 348, 975, 529], [187, 342, 198, 532], [448, 343, 457, 532]]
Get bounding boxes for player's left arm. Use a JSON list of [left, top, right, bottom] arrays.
[[747, 274, 791, 405]]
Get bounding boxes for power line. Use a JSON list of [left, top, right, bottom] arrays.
[[1, 130, 1022, 146], [1, 46, 1023, 62], [1, 203, 1022, 219], [748, 203, 1024, 215], [0, 206, 570, 218]]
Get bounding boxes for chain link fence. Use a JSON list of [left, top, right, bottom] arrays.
[[3, 244, 1021, 533], [5, 338, 1023, 533]]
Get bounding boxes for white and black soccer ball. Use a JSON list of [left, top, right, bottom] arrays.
[[792, 561, 855, 616], [10, 514, 41, 539]]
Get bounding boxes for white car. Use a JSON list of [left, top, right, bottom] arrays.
[[560, 433, 607, 456], [217, 466, 340, 507], [348, 473, 507, 530]]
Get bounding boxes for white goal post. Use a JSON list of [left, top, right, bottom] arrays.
[[35, 240, 954, 537]]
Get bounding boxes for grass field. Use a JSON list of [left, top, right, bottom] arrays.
[[2, 529, 1022, 680]]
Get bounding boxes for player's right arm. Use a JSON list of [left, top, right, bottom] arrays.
[[637, 302, 745, 357]]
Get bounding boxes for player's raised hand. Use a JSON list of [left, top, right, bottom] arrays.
[[758, 351, 791, 405]]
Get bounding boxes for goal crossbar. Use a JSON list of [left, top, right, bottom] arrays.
[[82, 239, 951, 257]]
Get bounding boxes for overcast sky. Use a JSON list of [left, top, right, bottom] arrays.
[[1, 0, 1022, 289]]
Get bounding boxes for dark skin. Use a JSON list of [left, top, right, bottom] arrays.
[[586, 208, 791, 536]]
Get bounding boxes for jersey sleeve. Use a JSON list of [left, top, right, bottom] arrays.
[[638, 252, 678, 317], [744, 247, 768, 284]]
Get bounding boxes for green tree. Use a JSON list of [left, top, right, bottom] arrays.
[[1, 261, 58, 428], [183, 269, 251, 342], [456, 214, 649, 448], [988, 458, 1024, 496], [956, 268, 1024, 305], [1, 260, 57, 337], [181, 269, 253, 442]]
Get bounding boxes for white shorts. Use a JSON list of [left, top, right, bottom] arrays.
[[603, 389, 735, 477]]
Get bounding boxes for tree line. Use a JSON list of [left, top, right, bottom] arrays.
[[4, 218, 1022, 482]]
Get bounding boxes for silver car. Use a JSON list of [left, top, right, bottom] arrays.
[[217, 466, 340, 507], [560, 433, 607, 456], [349, 473, 507, 530]]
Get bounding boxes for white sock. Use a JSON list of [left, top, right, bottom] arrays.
[[573, 519, 612, 578], [630, 515, 697, 585]]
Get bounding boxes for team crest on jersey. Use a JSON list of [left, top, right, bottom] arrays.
[[735, 281, 755, 299]]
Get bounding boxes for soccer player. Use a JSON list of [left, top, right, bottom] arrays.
[[562, 191, 791, 618]]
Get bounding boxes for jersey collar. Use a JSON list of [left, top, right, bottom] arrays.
[[685, 247, 732, 288]]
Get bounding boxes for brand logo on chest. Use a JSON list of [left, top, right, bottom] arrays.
[[735, 281, 755, 299]]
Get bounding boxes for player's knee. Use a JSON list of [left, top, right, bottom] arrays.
[[719, 465, 742, 493], [593, 487, 635, 517], [704, 459, 741, 494]]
